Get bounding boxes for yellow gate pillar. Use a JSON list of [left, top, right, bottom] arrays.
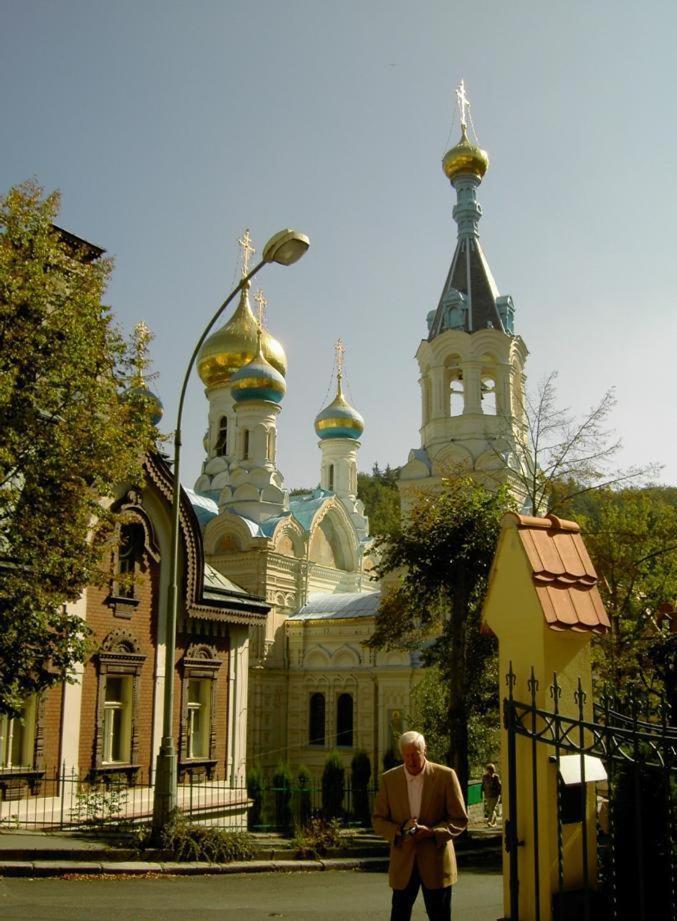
[[482, 513, 610, 921]]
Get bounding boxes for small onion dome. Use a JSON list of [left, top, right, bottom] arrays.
[[442, 125, 489, 182], [314, 376, 364, 440], [126, 385, 164, 426], [196, 282, 287, 388], [230, 333, 286, 404]]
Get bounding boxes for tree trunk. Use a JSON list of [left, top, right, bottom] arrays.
[[445, 585, 470, 799]]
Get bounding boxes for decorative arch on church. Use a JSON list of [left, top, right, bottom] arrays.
[[303, 646, 331, 669], [307, 500, 360, 573], [331, 644, 361, 668], [271, 517, 305, 559], [203, 513, 255, 555], [431, 443, 473, 477]]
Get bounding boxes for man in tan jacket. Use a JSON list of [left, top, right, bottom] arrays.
[[372, 731, 468, 921]]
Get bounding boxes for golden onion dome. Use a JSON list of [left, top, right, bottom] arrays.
[[314, 376, 364, 440], [197, 282, 287, 388], [442, 125, 489, 182], [230, 331, 286, 404]]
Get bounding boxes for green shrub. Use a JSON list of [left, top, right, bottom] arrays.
[[322, 750, 345, 819], [351, 750, 372, 825], [383, 748, 401, 771], [272, 761, 293, 834], [161, 812, 255, 863], [69, 785, 128, 826], [291, 816, 343, 858], [246, 764, 264, 830], [296, 765, 312, 827]]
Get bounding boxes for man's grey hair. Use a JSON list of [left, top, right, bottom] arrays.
[[398, 730, 426, 754]]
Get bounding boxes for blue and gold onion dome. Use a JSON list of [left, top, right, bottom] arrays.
[[196, 282, 287, 388], [442, 124, 489, 182], [125, 384, 164, 426], [314, 376, 364, 440], [230, 330, 286, 404]]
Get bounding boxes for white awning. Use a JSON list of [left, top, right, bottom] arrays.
[[551, 754, 607, 785]]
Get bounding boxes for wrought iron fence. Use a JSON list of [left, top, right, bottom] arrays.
[[0, 767, 384, 834], [504, 664, 676, 921]]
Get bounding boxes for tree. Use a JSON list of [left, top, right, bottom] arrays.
[[369, 476, 513, 794], [506, 372, 653, 515], [0, 181, 156, 715], [357, 463, 401, 536], [574, 488, 677, 708]]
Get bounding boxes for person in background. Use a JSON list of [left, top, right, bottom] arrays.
[[481, 763, 501, 827], [372, 731, 468, 921]]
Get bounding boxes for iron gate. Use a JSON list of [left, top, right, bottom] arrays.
[[504, 664, 676, 921]]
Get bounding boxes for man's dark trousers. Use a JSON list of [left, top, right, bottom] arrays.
[[390, 863, 452, 921]]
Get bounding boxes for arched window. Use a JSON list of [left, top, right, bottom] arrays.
[[328, 464, 334, 491], [336, 693, 353, 747], [117, 523, 144, 599], [215, 416, 228, 455], [480, 376, 497, 415], [243, 429, 250, 459], [309, 692, 325, 746], [449, 372, 464, 416]]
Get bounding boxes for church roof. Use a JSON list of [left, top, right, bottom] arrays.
[[290, 591, 381, 621], [202, 562, 250, 598], [430, 236, 505, 335], [186, 488, 219, 527]]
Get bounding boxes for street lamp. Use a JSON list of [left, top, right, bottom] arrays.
[[152, 228, 309, 836]]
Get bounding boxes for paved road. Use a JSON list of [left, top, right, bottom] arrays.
[[0, 868, 502, 920]]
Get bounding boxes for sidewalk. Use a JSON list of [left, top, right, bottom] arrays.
[[0, 830, 502, 878], [0, 806, 503, 878]]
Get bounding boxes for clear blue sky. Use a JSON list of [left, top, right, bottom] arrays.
[[3, 0, 676, 489]]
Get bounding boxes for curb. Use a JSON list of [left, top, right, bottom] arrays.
[[0, 856, 390, 878], [0, 849, 502, 879]]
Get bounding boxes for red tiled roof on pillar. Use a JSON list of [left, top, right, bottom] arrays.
[[504, 512, 611, 634]]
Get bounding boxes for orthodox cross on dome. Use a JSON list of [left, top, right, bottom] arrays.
[[132, 320, 153, 383], [335, 337, 345, 383], [237, 228, 256, 277], [254, 288, 267, 328], [456, 79, 470, 129]]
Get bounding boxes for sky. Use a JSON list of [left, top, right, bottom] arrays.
[[2, 0, 676, 490]]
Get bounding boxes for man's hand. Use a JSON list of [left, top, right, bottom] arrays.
[[411, 823, 435, 840]]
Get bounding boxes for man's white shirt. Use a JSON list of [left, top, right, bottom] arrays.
[[405, 765, 425, 819]]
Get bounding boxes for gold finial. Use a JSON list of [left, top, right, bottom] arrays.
[[237, 228, 256, 278], [132, 321, 153, 383], [456, 79, 470, 130], [254, 288, 267, 329]]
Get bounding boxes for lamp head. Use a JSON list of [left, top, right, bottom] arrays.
[[262, 229, 310, 266]]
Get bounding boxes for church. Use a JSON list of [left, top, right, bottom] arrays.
[[185, 82, 528, 778], [1, 85, 529, 807]]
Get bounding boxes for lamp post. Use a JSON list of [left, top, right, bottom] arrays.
[[152, 229, 309, 836]]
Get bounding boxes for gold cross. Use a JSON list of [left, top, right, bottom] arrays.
[[335, 337, 345, 381], [456, 79, 470, 129], [254, 288, 267, 328], [237, 228, 256, 277], [132, 321, 152, 380]]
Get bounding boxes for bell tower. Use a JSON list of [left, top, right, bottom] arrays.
[[399, 81, 528, 506]]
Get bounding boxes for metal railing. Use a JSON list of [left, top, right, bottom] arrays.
[[504, 664, 676, 921], [0, 766, 485, 836]]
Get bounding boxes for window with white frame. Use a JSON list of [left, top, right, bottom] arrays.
[[102, 675, 133, 764], [186, 678, 211, 759], [0, 697, 37, 770], [179, 644, 220, 772]]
